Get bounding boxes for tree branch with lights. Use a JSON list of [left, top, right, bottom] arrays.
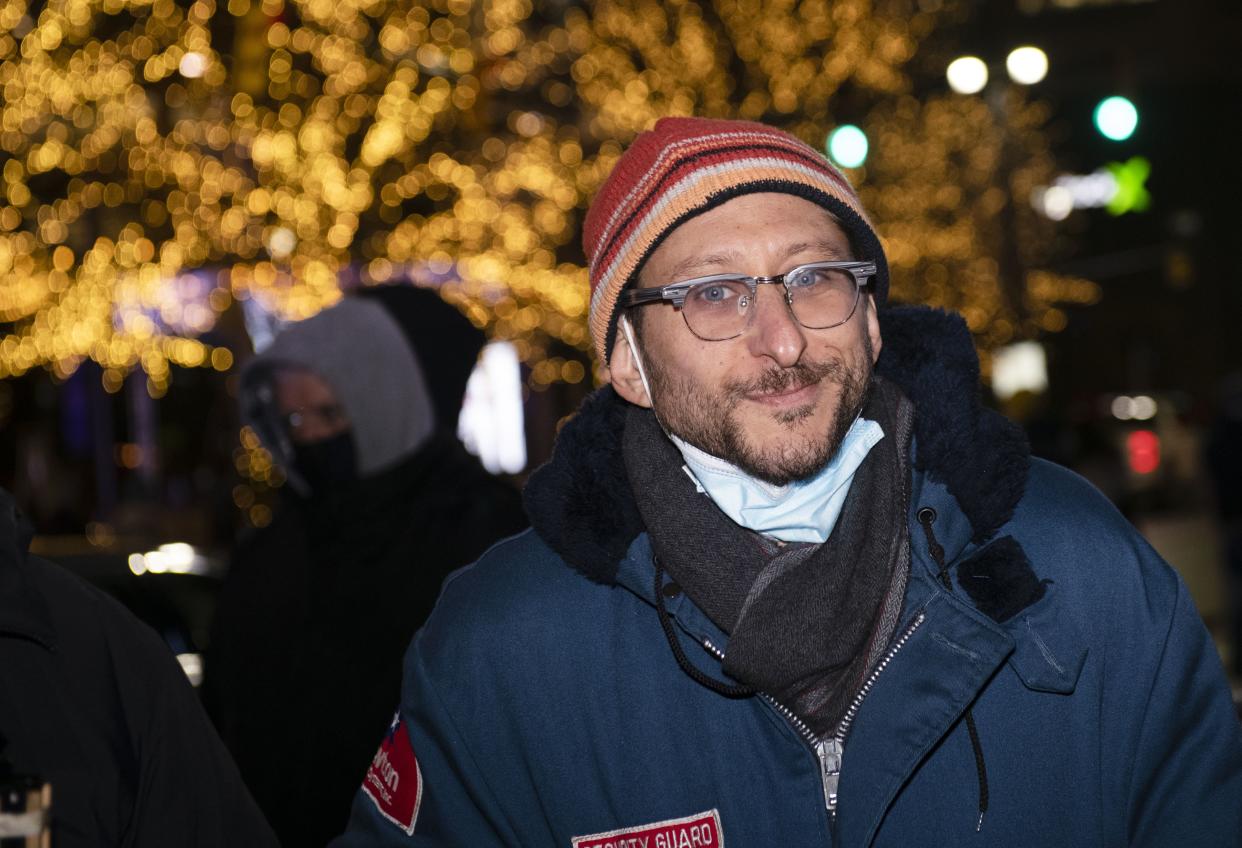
[[0, 0, 1096, 394]]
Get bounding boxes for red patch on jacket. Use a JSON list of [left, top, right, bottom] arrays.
[[572, 809, 723, 848], [361, 713, 423, 835]]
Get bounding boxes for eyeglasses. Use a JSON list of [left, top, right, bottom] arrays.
[[618, 260, 877, 342], [281, 403, 349, 439]]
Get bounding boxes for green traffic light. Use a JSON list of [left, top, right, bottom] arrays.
[[1094, 96, 1138, 141]]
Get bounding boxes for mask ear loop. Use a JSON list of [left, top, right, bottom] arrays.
[[619, 312, 714, 495], [618, 313, 676, 441], [618, 313, 654, 402]]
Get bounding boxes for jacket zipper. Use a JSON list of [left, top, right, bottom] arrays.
[[702, 611, 925, 817]]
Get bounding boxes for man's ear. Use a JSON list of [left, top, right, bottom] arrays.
[[864, 293, 882, 363], [607, 317, 653, 408]]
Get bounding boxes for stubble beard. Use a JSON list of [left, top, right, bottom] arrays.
[[646, 331, 875, 487]]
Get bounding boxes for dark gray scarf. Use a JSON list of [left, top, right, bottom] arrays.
[[624, 378, 915, 736]]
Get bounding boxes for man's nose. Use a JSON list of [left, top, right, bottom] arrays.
[[745, 283, 806, 367]]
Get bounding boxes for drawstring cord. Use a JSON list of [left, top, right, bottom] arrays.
[[963, 711, 990, 832], [653, 557, 755, 698], [918, 507, 990, 833]]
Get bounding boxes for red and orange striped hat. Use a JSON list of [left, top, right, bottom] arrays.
[[583, 116, 889, 366]]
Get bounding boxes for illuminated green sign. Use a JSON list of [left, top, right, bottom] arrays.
[[1105, 156, 1150, 216], [1033, 156, 1151, 220]]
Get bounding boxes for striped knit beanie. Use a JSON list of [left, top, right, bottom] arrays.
[[584, 116, 889, 365]]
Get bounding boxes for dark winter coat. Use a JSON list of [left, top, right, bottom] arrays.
[[333, 306, 1242, 847], [0, 489, 277, 848], [205, 435, 526, 847]]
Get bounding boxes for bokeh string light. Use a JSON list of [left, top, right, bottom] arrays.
[[860, 89, 1100, 358], [0, 0, 1095, 395]]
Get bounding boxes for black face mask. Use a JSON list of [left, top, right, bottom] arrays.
[[291, 430, 358, 493]]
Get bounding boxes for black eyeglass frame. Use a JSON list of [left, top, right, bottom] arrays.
[[617, 259, 879, 341]]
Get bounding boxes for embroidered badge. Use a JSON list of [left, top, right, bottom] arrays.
[[572, 809, 723, 848], [360, 712, 423, 835]]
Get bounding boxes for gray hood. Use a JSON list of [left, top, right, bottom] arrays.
[[240, 298, 435, 490]]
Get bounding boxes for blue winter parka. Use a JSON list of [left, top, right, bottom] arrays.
[[333, 307, 1242, 847]]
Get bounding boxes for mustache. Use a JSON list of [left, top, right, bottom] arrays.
[[727, 358, 848, 398]]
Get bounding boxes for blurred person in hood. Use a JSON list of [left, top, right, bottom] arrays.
[[203, 286, 526, 847]]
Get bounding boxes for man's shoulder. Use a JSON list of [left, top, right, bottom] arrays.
[[1010, 458, 1180, 613], [17, 553, 183, 674], [439, 525, 587, 590], [0, 553, 196, 770], [13, 553, 130, 638], [1018, 456, 1142, 536], [419, 528, 622, 651]]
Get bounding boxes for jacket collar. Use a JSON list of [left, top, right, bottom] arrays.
[[524, 304, 1030, 590], [523, 380, 643, 587], [906, 470, 1085, 694], [879, 306, 1031, 546]]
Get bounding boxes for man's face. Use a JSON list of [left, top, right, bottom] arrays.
[[273, 367, 351, 445], [610, 192, 882, 486]]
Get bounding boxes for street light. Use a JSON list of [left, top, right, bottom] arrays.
[[946, 56, 988, 95], [1094, 96, 1139, 141], [1005, 46, 1048, 85], [827, 125, 869, 168]]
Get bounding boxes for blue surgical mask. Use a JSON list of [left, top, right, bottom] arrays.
[[617, 314, 883, 544], [669, 419, 883, 543]]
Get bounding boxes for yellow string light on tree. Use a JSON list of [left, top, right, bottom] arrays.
[[0, 0, 1094, 394]]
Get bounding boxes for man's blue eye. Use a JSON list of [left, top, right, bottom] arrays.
[[690, 283, 740, 305]]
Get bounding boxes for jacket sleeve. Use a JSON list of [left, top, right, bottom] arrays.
[[1125, 576, 1242, 846], [330, 639, 516, 847]]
